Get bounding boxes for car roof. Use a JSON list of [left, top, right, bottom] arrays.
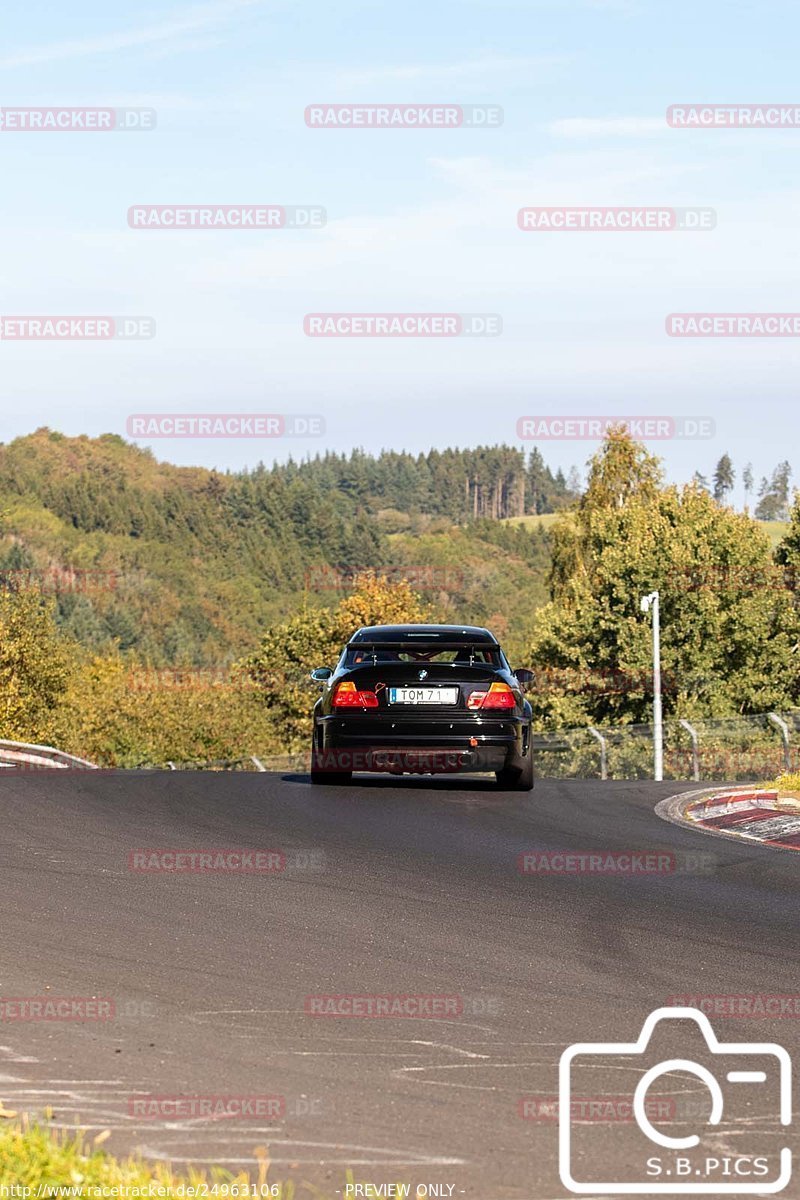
[[351, 624, 499, 645]]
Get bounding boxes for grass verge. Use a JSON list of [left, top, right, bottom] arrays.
[[0, 1115, 292, 1195], [770, 771, 800, 806]]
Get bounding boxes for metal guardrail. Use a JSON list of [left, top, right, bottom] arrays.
[[0, 740, 99, 771], [155, 752, 308, 773], [530, 710, 800, 781], [4, 711, 797, 779]]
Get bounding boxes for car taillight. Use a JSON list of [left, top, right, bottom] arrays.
[[467, 682, 516, 710], [333, 681, 379, 708]]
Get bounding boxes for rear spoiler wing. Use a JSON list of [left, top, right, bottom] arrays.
[[345, 641, 501, 666], [346, 641, 499, 651]]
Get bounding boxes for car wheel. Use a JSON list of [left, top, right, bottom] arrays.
[[496, 751, 534, 791], [310, 768, 351, 785], [310, 739, 352, 785]]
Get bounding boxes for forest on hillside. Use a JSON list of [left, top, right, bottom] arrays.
[[0, 429, 793, 678], [0, 430, 566, 667], [3, 429, 798, 771]]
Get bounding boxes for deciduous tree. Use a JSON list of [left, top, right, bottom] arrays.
[[528, 432, 798, 727]]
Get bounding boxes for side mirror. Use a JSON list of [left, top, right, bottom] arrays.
[[514, 668, 535, 689], [310, 667, 333, 683]]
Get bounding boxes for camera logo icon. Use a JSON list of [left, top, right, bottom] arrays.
[[559, 1006, 791, 1194]]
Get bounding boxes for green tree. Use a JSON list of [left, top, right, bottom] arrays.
[[0, 588, 73, 740], [528, 432, 798, 728], [742, 463, 754, 513], [49, 655, 279, 768], [775, 493, 800, 701], [756, 462, 792, 521], [238, 574, 432, 747], [583, 428, 662, 511], [713, 454, 735, 504], [776, 492, 800, 571]]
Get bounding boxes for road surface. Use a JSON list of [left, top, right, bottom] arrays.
[[1, 771, 798, 1196]]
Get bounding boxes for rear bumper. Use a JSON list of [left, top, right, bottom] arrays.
[[315, 714, 530, 774]]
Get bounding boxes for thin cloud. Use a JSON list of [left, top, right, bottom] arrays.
[[0, 0, 264, 69], [549, 117, 667, 138], [333, 55, 570, 89], [461, 0, 639, 9]]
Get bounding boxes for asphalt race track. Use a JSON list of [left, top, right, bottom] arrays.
[[1, 771, 799, 1197]]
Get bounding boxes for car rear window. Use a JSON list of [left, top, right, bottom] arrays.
[[342, 646, 503, 667]]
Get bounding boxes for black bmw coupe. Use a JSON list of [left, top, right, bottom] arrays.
[[309, 623, 534, 789]]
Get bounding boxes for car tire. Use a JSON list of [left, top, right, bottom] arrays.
[[310, 740, 352, 785], [495, 750, 534, 791], [310, 768, 351, 785]]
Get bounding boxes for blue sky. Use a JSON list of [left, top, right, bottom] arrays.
[[1, 0, 799, 500]]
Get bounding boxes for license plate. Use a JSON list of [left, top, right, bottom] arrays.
[[389, 687, 459, 705]]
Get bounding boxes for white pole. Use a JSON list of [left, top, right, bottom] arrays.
[[652, 592, 663, 781], [587, 726, 608, 780], [640, 591, 663, 781], [678, 718, 699, 781], [767, 713, 791, 773]]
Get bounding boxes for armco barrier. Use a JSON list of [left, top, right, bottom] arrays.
[[0, 740, 98, 770]]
